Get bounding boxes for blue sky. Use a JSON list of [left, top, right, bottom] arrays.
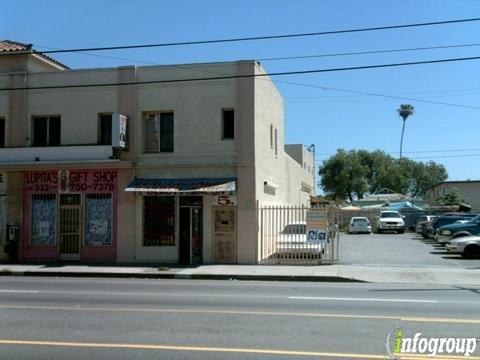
[[4, 0, 480, 188]]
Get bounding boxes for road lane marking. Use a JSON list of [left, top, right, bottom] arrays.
[[1, 304, 480, 324], [0, 339, 388, 359], [0, 290, 39, 294], [289, 296, 438, 303], [2, 339, 480, 359]]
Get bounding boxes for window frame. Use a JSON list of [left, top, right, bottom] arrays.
[[143, 111, 174, 153], [32, 115, 61, 147]]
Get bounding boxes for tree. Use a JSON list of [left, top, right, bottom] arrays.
[[435, 188, 469, 206], [319, 149, 448, 200], [397, 104, 414, 158], [318, 149, 368, 202]]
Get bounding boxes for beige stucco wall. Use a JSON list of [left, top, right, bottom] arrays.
[[253, 66, 314, 207]]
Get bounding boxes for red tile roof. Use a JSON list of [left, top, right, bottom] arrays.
[[0, 40, 32, 53], [0, 40, 69, 69]]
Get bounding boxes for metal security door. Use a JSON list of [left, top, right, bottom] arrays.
[[213, 207, 236, 264], [59, 194, 82, 260]]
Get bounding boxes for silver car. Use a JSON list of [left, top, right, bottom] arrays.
[[348, 217, 371, 234], [446, 236, 480, 258]]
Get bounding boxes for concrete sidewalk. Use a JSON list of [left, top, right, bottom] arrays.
[[1, 263, 480, 286]]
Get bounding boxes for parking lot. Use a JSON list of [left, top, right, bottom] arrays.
[[339, 231, 480, 269]]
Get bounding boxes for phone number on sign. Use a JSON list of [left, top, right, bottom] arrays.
[[69, 183, 114, 192]]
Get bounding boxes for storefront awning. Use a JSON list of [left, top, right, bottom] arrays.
[[125, 177, 236, 194]]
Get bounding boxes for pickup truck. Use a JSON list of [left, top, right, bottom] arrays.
[[436, 214, 480, 244]]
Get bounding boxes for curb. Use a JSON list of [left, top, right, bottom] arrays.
[[0, 270, 365, 282]]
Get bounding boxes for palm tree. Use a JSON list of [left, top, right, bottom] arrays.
[[397, 104, 414, 158]]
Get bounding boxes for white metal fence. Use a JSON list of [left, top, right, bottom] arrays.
[[258, 206, 339, 265]]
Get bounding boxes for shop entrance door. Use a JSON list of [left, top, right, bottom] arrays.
[[179, 196, 203, 265], [59, 194, 82, 260]]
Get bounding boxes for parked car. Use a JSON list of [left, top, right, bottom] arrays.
[[424, 213, 477, 239], [415, 215, 438, 234], [348, 217, 371, 234], [276, 223, 325, 258], [376, 211, 405, 234], [446, 236, 480, 258], [436, 214, 480, 244]]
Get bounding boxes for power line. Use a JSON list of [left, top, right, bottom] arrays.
[[3, 55, 480, 107], [28, 18, 480, 55], [272, 77, 480, 110], [38, 42, 480, 66], [259, 42, 480, 62]]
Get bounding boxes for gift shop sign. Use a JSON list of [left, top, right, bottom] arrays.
[[24, 170, 117, 193]]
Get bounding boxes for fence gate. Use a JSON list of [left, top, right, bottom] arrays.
[[59, 194, 82, 260], [258, 206, 339, 265]]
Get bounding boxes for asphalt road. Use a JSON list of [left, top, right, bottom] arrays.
[[340, 232, 480, 268], [1, 277, 480, 359]]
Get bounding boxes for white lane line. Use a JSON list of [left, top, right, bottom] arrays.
[[289, 296, 438, 303], [0, 290, 39, 294]]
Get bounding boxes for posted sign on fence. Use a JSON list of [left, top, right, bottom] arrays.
[[306, 209, 329, 242]]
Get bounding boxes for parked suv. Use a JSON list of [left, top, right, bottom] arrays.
[[424, 213, 477, 239], [376, 211, 405, 233], [436, 214, 480, 244]]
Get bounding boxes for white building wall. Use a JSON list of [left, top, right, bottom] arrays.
[[253, 65, 313, 206]]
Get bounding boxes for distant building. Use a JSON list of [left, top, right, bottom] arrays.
[[0, 40, 314, 264], [353, 188, 411, 207], [425, 180, 480, 211]]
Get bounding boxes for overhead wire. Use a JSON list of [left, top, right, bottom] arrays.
[[28, 18, 480, 54]]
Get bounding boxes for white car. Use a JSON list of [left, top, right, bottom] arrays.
[[446, 236, 480, 258], [276, 223, 325, 258], [348, 217, 371, 234], [376, 211, 406, 234]]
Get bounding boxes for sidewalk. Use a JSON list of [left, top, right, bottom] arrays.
[[1, 263, 480, 286]]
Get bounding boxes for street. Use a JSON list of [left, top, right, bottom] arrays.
[[1, 276, 480, 359]]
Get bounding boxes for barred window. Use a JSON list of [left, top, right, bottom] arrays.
[[85, 194, 112, 246], [31, 194, 57, 246], [143, 196, 175, 246]]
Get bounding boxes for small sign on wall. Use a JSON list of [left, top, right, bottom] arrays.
[[112, 113, 128, 149], [212, 195, 236, 206]]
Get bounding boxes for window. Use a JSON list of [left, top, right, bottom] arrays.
[[32, 116, 60, 147], [98, 114, 112, 145], [143, 196, 175, 246], [85, 194, 112, 246], [0, 118, 4, 148], [144, 112, 174, 152], [222, 109, 234, 139], [31, 194, 57, 246], [274, 128, 278, 155]]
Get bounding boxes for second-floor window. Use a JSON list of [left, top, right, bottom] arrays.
[[144, 112, 174, 153], [33, 116, 60, 147], [98, 114, 112, 145], [222, 109, 234, 140]]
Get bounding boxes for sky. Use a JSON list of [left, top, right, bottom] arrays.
[[3, 0, 480, 190]]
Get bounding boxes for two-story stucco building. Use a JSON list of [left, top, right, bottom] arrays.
[[0, 40, 314, 265]]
